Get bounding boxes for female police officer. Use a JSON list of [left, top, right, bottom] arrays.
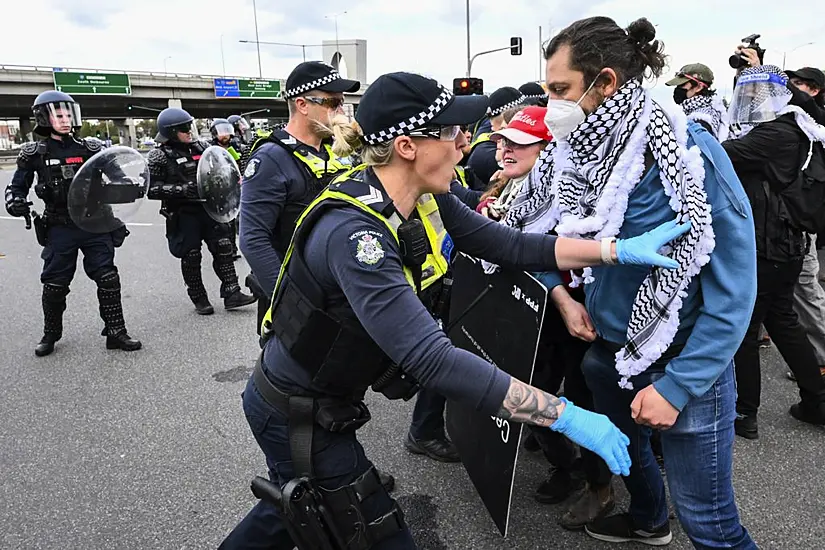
[[220, 72, 689, 549]]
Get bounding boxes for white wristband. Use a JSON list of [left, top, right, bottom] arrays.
[[600, 237, 617, 265]]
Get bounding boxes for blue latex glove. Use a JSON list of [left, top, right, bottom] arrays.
[[615, 219, 691, 269], [550, 398, 631, 476]]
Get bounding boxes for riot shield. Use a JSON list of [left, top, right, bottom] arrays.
[[197, 145, 241, 223], [67, 146, 149, 233]]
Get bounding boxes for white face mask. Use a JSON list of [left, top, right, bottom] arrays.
[[543, 75, 600, 142]]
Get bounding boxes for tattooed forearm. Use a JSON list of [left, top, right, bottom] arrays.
[[496, 378, 564, 428]]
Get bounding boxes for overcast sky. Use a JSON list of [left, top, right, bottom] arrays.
[[15, 0, 825, 107]]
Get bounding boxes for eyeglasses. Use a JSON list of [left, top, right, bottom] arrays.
[[303, 96, 345, 110], [497, 137, 535, 149], [407, 125, 462, 141]]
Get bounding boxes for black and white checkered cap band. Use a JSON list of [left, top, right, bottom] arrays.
[[283, 70, 343, 99], [487, 96, 525, 117], [363, 87, 454, 145], [523, 94, 546, 99]]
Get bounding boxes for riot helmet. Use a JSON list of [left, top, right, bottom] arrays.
[[210, 118, 234, 145], [33, 90, 82, 136], [728, 65, 791, 126], [228, 114, 252, 144], [156, 107, 197, 143]]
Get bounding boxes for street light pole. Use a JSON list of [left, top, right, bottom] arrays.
[[325, 11, 348, 66], [220, 34, 226, 76], [163, 56, 172, 74], [252, 0, 263, 77], [465, 0, 471, 77]]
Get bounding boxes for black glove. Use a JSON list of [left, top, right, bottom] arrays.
[[5, 197, 30, 217], [183, 182, 201, 200]]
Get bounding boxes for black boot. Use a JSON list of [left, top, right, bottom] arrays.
[[181, 249, 210, 313], [36, 283, 69, 357], [212, 238, 256, 309], [224, 289, 257, 310], [96, 271, 141, 352]]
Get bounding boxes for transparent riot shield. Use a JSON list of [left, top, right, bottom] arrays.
[[67, 146, 149, 233], [197, 145, 241, 223]]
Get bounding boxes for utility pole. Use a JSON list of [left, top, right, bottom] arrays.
[[465, 0, 471, 77], [252, 0, 262, 77]]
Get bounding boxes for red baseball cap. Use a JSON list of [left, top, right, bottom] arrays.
[[490, 106, 552, 145]]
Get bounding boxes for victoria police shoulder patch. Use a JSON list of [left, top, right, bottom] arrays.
[[348, 229, 386, 268], [244, 158, 260, 178]]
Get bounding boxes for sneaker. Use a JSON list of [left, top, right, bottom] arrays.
[[585, 513, 672, 546], [534, 467, 585, 504], [734, 414, 759, 440], [758, 335, 771, 349], [404, 433, 460, 462], [559, 483, 615, 531]]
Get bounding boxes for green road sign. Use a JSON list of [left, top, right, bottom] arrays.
[[53, 72, 132, 95], [238, 79, 283, 98]]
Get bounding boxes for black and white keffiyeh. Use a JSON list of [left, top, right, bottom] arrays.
[[681, 94, 730, 141], [504, 79, 715, 389]]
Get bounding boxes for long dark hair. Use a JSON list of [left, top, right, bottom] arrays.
[[545, 16, 667, 86]]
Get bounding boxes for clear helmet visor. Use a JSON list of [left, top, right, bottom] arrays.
[[212, 122, 235, 139], [36, 101, 82, 132], [728, 71, 791, 125]]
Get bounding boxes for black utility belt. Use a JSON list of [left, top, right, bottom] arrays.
[[252, 357, 371, 433]]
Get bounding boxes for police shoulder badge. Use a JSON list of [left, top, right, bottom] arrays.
[[244, 158, 260, 178], [349, 229, 386, 268]]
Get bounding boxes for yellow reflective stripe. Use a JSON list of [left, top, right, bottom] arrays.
[[454, 166, 468, 188], [261, 179, 449, 333], [470, 132, 491, 149]]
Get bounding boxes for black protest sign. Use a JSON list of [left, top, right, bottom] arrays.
[[445, 254, 547, 537]]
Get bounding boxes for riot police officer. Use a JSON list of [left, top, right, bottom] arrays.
[[146, 107, 256, 314], [219, 72, 689, 549], [4, 91, 141, 356], [210, 118, 243, 259], [210, 118, 243, 161], [228, 114, 253, 146], [238, 61, 359, 333]]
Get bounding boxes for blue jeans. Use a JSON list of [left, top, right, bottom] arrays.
[[582, 339, 757, 550], [219, 375, 417, 550]]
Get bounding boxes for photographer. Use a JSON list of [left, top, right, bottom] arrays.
[[665, 63, 728, 140], [723, 65, 825, 438]]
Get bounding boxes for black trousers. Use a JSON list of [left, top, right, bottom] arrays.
[[530, 308, 612, 488], [734, 257, 825, 416]]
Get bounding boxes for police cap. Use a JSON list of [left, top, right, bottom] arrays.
[[283, 61, 361, 99], [488, 86, 524, 117], [356, 72, 489, 145]]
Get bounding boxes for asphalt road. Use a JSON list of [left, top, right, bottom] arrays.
[[1, 167, 824, 549]]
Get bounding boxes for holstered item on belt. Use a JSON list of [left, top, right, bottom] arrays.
[[33, 214, 49, 247], [371, 363, 420, 401], [250, 468, 406, 550]]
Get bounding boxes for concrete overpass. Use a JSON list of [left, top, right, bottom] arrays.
[[0, 64, 365, 146]]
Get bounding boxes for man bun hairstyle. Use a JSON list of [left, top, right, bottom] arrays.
[[545, 16, 667, 87]]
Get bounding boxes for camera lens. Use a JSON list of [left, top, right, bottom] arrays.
[[729, 54, 746, 69]]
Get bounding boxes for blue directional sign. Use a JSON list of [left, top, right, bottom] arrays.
[[214, 78, 240, 98]]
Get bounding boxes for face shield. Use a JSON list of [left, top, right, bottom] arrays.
[[167, 120, 198, 143], [35, 101, 82, 134], [234, 117, 252, 143], [211, 122, 234, 142], [728, 70, 791, 126]]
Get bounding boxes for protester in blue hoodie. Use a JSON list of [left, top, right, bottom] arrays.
[[504, 16, 757, 549]]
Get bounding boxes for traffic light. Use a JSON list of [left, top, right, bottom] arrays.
[[453, 77, 484, 95], [510, 37, 523, 56]]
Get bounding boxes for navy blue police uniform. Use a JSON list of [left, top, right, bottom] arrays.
[[146, 107, 256, 315], [4, 90, 141, 356], [219, 73, 567, 550], [238, 61, 360, 333]]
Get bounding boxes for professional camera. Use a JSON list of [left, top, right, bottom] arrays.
[[729, 34, 766, 69]]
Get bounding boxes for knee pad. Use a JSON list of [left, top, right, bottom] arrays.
[[182, 249, 202, 264], [95, 270, 120, 290], [43, 283, 70, 301], [214, 238, 234, 256]]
